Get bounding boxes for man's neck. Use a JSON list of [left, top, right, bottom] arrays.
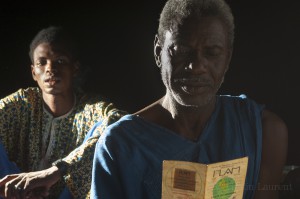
[[160, 95, 217, 141], [42, 92, 75, 117], [136, 95, 217, 141]]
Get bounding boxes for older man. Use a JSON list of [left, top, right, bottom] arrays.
[[91, 0, 288, 199]]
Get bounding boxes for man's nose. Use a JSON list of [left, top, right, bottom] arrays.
[[45, 61, 58, 72], [186, 52, 208, 74]]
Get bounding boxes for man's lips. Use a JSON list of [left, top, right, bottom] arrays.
[[174, 77, 212, 87], [44, 77, 61, 85], [174, 77, 213, 94]]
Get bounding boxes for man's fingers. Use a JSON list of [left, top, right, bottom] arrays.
[[4, 181, 15, 198], [1, 169, 58, 198], [0, 174, 26, 198], [0, 174, 19, 186]]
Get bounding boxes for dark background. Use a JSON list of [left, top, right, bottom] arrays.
[[0, 1, 299, 165]]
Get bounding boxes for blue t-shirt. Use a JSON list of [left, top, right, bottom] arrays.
[[91, 95, 264, 199]]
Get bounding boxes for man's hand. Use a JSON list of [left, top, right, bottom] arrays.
[[0, 166, 62, 198]]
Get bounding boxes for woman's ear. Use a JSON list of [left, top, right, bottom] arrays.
[[154, 34, 162, 68]]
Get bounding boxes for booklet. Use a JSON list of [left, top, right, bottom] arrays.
[[162, 156, 248, 199]]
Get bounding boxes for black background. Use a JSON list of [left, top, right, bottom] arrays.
[[0, 1, 299, 165]]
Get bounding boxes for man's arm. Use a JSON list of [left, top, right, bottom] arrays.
[[254, 110, 288, 199], [62, 106, 126, 197], [0, 102, 125, 198], [91, 136, 125, 199], [0, 89, 24, 159]]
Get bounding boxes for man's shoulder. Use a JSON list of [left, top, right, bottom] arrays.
[[216, 94, 265, 126], [262, 110, 288, 138], [102, 115, 139, 137], [21, 87, 41, 95], [103, 114, 162, 144], [218, 94, 252, 103], [218, 94, 263, 109], [1, 87, 41, 101], [0, 87, 41, 111], [76, 91, 110, 106], [75, 92, 111, 113], [99, 115, 147, 150], [106, 115, 135, 129]]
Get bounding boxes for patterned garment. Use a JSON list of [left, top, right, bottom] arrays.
[[0, 87, 125, 198]]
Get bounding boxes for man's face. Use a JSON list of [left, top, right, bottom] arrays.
[[31, 42, 78, 96], [158, 16, 232, 107]]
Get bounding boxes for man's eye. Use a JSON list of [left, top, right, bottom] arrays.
[[35, 59, 47, 67], [177, 47, 191, 56], [206, 51, 218, 57], [57, 59, 65, 64], [205, 47, 222, 57], [169, 45, 191, 57], [168, 45, 176, 57]]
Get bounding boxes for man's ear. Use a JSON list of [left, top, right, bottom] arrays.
[[154, 34, 162, 68], [225, 47, 233, 73], [73, 61, 80, 77], [31, 65, 37, 81]]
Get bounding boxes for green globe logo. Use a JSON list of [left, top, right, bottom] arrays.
[[213, 177, 236, 199]]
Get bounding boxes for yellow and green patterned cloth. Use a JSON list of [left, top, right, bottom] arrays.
[[0, 87, 125, 198]]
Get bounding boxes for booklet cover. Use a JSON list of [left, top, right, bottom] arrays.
[[162, 156, 248, 199]]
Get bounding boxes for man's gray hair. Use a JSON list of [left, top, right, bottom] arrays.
[[158, 0, 234, 48]]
